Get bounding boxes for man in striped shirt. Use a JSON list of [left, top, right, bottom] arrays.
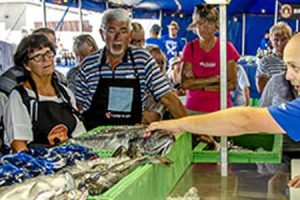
[[74, 8, 186, 130], [256, 22, 292, 93]]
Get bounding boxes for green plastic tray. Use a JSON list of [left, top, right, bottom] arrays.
[[193, 134, 282, 163], [88, 132, 192, 200]]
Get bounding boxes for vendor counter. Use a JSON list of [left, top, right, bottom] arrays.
[[91, 132, 192, 200], [96, 131, 287, 199]]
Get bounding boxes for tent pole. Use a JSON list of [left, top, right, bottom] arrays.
[[55, 7, 70, 31], [159, 10, 162, 27], [274, 0, 279, 25], [79, 0, 83, 33], [219, 4, 228, 177], [41, 0, 47, 27], [242, 13, 246, 56]]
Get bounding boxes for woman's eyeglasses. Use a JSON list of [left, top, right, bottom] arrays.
[[29, 50, 54, 63]]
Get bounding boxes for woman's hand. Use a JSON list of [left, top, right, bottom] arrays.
[[11, 140, 28, 153]]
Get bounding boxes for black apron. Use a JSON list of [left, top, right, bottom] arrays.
[[82, 48, 142, 130], [17, 77, 77, 146]]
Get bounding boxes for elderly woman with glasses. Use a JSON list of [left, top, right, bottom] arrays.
[[3, 34, 85, 153], [181, 5, 240, 115]]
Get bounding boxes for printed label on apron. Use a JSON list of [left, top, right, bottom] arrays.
[[47, 124, 68, 145], [108, 86, 133, 112]]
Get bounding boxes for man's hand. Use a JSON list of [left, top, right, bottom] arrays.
[[288, 175, 300, 188], [141, 110, 161, 124], [144, 119, 182, 137], [198, 134, 215, 144]]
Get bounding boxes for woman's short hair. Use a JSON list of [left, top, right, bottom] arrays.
[[13, 33, 55, 67], [146, 45, 167, 74], [270, 22, 292, 39], [73, 34, 98, 55], [188, 5, 219, 30]]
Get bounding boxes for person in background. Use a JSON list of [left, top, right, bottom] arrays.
[[130, 22, 145, 48], [161, 20, 186, 66], [0, 40, 15, 75], [146, 46, 167, 74], [256, 22, 292, 93], [74, 8, 186, 130], [167, 56, 186, 97], [181, 5, 239, 115], [142, 45, 168, 124], [145, 24, 164, 50], [145, 32, 300, 189], [231, 65, 250, 106], [130, 25, 169, 123], [3, 34, 85, 153], [259, 70, 298, 174], [67, 34, 98, 94], [259, 71, 296, 107], [260, 29, 271, 51], [32, 28, 56, 45]]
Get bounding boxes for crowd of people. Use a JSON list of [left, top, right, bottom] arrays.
[[0, 4, 300, 190]]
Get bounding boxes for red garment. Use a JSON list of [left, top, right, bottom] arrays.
[[182, 38, 240, 112]]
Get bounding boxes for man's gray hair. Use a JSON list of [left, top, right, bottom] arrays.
[[100, 8, 131, 30]]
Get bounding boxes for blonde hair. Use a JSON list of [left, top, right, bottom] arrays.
[[146, 45, 167, 74], [270, 22, 292, 39], [131, 22, 145, 36]]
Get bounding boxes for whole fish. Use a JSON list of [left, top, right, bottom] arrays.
[[0, 173, 76, 200], [69, 125, 175, 156], [76, 156, 172, 195]]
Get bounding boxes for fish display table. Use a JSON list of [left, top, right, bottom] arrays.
[[93, 132, 192, 200]]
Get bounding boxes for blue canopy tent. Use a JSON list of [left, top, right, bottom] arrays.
[[45, 0, 300, 55]]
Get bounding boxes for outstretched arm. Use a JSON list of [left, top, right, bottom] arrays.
[[145, 107, 285, 137]]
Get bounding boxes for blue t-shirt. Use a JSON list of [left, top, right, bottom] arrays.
[[161, 35, 186, 62], [268, 98, 300, 142], [145, 38, 164, 52], [260, 38, 270, 50]]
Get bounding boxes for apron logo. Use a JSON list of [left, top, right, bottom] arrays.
[[105, 112, 112, 119], [48, 124, 68, 145]]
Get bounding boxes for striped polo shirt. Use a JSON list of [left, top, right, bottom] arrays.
[[74, 47, 171, 112], [256, 54, 286, 78]]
